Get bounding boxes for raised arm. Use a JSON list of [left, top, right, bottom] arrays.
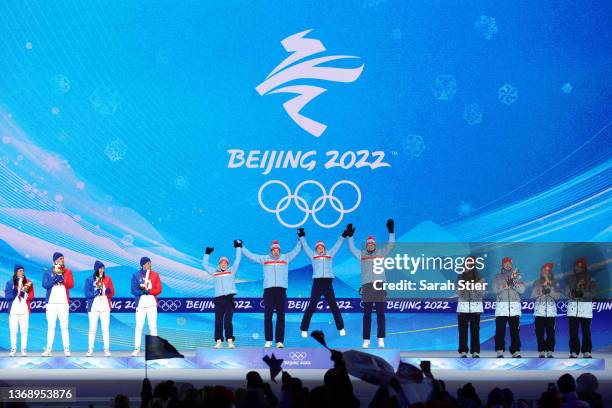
[[347, 237, 361, 259], [380, 233, 396, 257], [285, 240, 302, 262], [299, 236, 314, 259], [201, 254, 217, 275], [231, 247, 242, 274], [241, 245, 266, 264], [328, 236, 345, 257]]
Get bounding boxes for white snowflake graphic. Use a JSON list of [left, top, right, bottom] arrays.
[[403, 134, 426, 157], [463, 103, 483, 125], [475, 15, 498, 40], [457, 200, 474, 216], [90, 86, 121, 115], [121, 234, 134, 246], [432, 74, 458, 101], [562, 83, 573, 94], [104, 138, 128, 161], [174, 175, 190, 191], [498, 83, 518, 105]]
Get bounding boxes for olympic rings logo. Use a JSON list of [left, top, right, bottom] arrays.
[[158, 299, 182, 312], [258, 180, 361, 228], [69, 300, 81, 312], [289, 352, 307, 360]]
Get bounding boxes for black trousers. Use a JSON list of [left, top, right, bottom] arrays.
[[568, 316, 592, 354], [300, 278, 344, 331], [494, 316, 521, 354], [263, 287, 286, 343], [363, 302, 386, 339], [534, 316, 556, 352], [214, 294, 235, 341], [457, 313, 481, 354]]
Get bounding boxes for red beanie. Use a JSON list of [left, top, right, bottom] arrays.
[[270, 240, 280, 251], [502, 257, 513, 268], [574, 258, 587, 268], [366, 236, 376, 245], [315, 240, 325, 250], [542, 262, 554, 271]]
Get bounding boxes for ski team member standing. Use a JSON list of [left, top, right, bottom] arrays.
[[242, 236, 301, 348], [130, 257, 162, 356], [84, 260, 115, 357], [531, 262, 561, 358], [493, 257, 525, 358], [298, 228, 346, 338], [567, 258, 596, 358], [456, 257, 485, 358], [5, 265, 34, 356], [42, 252, 74, 357], [202, 241, 242, 348], [347, 219, 395, 349]]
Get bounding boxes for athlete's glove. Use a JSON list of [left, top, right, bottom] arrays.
[[386, 218, 395, 234], [205, 246, 214, 255], [233, 239, 243, 248], [345, 223, 355, 238], [297, 228, 305, 238]]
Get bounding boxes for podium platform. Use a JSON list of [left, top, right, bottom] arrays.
[[402, 356, 605, 371], [0, 348, 400, 370]]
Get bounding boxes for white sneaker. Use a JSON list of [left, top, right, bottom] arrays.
[[496, 350, 504, 358], [512, 352, 521, 358], [104, 349, 112, 357], [86, 349, 93, 357], [339, 329, 346, 336], [131, 349, 141, 357], [538, 351, 546, 358], [64, 348, 71, 357], [227, 339, 235, 349], [471, 353, 480, 358], [276, 342, 284, 348], [569, 352, 578, 358], [264, 341, 272, 348], [41, 348, 52, 357], [583, 352, 592, 358], [21, 349, 27, 357], [459, 352, 467, 358], [214, 340, 222, 349], [301, 331, 308, 338], [547, 351, 554, 358], [378, 338, 385, 348], [9, 349, 16, 357], [362, 340, 370, 348]]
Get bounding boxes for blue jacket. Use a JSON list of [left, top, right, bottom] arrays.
[[130, 269, 162, 307], [202, 248, 241, 297], [300, 236, 344, 279], [84, 274, 114, 312], [242, 241, 301, 289], [41, 266, 74, 302], [4, 280, 17, 302]]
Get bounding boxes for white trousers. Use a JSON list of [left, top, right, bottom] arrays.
[[134, 306, 157, 349], [9, 313, 29, 350], [46, 303, 70, 349], [88, 310, 110, 350]]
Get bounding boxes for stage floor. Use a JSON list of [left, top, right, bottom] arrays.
[[0, 350, 609, 405]]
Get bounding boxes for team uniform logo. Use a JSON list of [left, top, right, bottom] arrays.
[[256, 29, 364, 137]]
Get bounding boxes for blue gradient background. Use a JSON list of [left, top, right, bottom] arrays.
[[0, 1, 610, 351]]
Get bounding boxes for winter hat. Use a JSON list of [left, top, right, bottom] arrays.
[[574, 258, 587, 268], [53, 252, 64, 262], [94, 260, 105, 273], [542, 262, 554, 271], [140, 256, 151, 267], [366, 236, 376, 245], [218, 256, 229, 266], [270, 240, 280, 251], [315, 240, 326, 250], [14, 264, 24, 273], [502, 257, 513, 269]]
